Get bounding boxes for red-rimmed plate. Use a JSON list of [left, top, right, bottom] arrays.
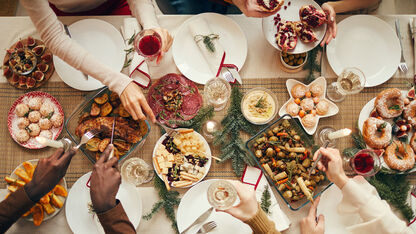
[[8, 91, 64, 149]]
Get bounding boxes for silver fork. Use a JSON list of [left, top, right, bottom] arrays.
[[64, 24, 89, 80], [75, 129, 100, 149], [197, 221, 217, 233], [395, 19, 408, 73]]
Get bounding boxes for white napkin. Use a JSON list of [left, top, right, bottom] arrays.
[[241, 166, 291, 231], [188, 18, 225, 77], [121, 18, 151, 88]]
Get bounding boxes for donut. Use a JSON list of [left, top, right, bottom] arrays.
[[301, 114, 317, 128], [300, 98, 314, 111], [291, 84, 307, 98], [410, 133, 416, 154], [362, 117, 392, 149], [375, 88, 404, 119], [385, 140, 415, 171], [286, 101, 300, 116], [403, 100, 416, 127], [316, 100, 329, 115], [309, 83, 324, 97]]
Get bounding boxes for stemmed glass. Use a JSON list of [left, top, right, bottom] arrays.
[[204, 77, 231, 111], [120, 157, 154, 187], [134, 29, 162, 66], [327, 67, 366, 102], [314, 126, 338, 148], [343, 149, 381, 177]]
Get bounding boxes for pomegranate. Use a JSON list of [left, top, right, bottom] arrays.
[[257, 0, 284, 12], [294, 22, 317, 43], [299, 5, 326, 28], [275, 21, 297, 51]]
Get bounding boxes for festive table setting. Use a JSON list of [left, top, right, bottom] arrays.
[[1, 5, 416, 234]]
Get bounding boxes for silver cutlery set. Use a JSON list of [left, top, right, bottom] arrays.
[[395, 18, 416, 77]]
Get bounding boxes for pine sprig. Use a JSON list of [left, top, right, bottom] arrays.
[[214, 85, 257, 177], [260, 185, 272, 214], [143, 177, 181, 233], [368, 172, 414, 222], [303, 47, 322, 84], [170, 105, 214, 132]]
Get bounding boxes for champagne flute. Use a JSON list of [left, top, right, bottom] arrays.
[[327, 67, 366, 102], [121, 157, 154, 186]]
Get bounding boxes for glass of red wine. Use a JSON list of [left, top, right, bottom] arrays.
[[349, 149, 381, 177], [134, 29, 162, 64]]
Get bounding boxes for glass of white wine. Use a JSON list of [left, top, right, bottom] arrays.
[[121, 157, 154, 187], [204, 77, 231, 111], [327, 67, 366, 102]]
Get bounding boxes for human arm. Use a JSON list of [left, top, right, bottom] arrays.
[[20, 0, 155, 122], [0, 148, 75, 232], [221, 181, 280, 234], [325, 0, 380, 13], [90, 145, 135, 234], [300, 196, 324, 234], [314, 148, 413, 234]]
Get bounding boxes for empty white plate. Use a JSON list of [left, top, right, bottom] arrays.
[[327, 15, 400, 87], [54, 19, 125, 91]]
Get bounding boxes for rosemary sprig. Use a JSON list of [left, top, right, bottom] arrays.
[[260, 185, 272, 214], [123, 58, 132, 69], [255, 96, 266, 109], [194, 34, 220, 53]]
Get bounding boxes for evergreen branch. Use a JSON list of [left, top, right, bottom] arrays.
[[260, 185, 272, 214], [142, 201, 164, 220], [171, 105, 214, 132], [303, 47, 321, 84]]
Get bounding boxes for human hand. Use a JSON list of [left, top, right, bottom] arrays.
[[90, 144, 121, 213], [219, 180, 258, 222], [120, 82, 156, 123], [153, 27, 173, 56], [313, 147, 348, 189], [300, 196, 324, 234], [232, 0, 278, 18], [321, 3, 337, 46], [24, 148, 76, 202]]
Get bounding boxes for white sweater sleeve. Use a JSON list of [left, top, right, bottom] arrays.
[[338, 176, 413, 234], [126, 0, 159, 29], [19, 0, 133, 95]]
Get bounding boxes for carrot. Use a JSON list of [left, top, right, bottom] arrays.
[[294, 98, 301, 104], [305, 91, 312, 98], [299, 110, 306, 118], [308, 186, 314, 191], [285, 184, 291, 190], [276, 132, 288, 137], [276, 178, 289, 184]]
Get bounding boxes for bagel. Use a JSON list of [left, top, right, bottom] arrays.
[[384, 140, 415, 171], [363, 117, 392, 149], [375, 88, 404, 119], [404, 100, 416, 127]]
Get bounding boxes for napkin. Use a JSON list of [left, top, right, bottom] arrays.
[[120, 18, 151, 88], [241, 166, 291, 231], [188, 18, 225, 77]]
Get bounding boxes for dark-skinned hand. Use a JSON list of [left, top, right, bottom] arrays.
[[24, 147, 76, 202], [90, 144, 121, 213]]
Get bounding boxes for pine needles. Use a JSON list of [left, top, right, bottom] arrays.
[[260, 185, 272, 214], [214, 85, 257, 177], [142, 177, 181, 233], [303, 46, 322, 84], [170, 105, 214, 132]]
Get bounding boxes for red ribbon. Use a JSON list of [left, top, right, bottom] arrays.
[[129, 60, 151, 89], [215, 52, 238, 84]]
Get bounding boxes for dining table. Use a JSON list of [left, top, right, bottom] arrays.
[[0, 13, 416, 234]]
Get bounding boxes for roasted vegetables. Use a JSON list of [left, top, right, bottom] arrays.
[[4, 160, 67, 226]]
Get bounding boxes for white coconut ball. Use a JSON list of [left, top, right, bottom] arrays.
[[28, 111, 41, 123], [40, 103, 54, 117], [50, 113, 63, 128], [15, 129, 29, 143], [17, 117, 30, 129], [39, 118, 52, 130], [15, 103, 29, 117], [28, 123, 40, 137], [28, 97, 42, 110]]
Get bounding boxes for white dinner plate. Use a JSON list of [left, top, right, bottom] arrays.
[[54, 19, 126, 91], [316, 184, 360, 234], [152, 129, 212, 188], [177, 179, 252, 234], [327, 15, 400, 87], [262, 0, 327, 54], [66, 172, 142, 234], [172, 13, 247, 84]]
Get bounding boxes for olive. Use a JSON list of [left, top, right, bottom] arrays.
[[297, 59, 304, 65], [295, 54, 300, 58], [302, 158, 311, 167], [282, 52, 288, 57], [288, 55, 295, 60], [288, 61, 294, 66], [293, 135, 301, 141], [267, 130, 274, 137], [283, 190, 293, 199], [284, 57, 289, 63], [266, 147, 275, 157], [278, 151, 285, 158], [255, 150, 263, 158], [269, 136, 278, 142], [272, 127, 279, 134]]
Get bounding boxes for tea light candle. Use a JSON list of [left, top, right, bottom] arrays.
[[327, 128, 352, 140], [36, 136, 64, 148], [202, 120, 221, 142]]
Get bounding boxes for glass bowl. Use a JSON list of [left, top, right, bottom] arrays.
[[65, 87, 150, 164], [245, 114, 332, 211], [241, 87, 278, 125]]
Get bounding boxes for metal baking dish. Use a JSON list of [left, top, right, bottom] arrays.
[[65, 87, 150, 164], [246, 114, 332, 211]]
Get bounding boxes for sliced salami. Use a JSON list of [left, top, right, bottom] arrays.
[[147, 73, 202, 127]]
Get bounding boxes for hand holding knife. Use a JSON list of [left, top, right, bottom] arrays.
[[108, 117, 116, 159]]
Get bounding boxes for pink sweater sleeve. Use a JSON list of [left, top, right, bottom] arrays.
[[20, 0, 133, 95], [127, 0, 159, 29]]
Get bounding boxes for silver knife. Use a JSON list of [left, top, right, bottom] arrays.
[[180, 207, 214, 234], [108, 117, 116, 159], [63, 24, 89, 81], [320, 45, 326, 77]]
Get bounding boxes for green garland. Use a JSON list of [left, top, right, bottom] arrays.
[[303, 46, 322, 84], [142, 177, 181, 233], [260, 185, 272, 214], [170, 105, 214, 132], [214, 85, 257, 177]]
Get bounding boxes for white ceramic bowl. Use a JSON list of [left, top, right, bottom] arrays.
[[241, 87, 279, 125], [280, 52, 308, 69]]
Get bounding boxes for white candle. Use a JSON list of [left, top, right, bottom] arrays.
[[36, 137, 64, 148], [327, 128, 352, 140]]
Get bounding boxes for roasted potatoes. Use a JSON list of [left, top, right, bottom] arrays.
[[94, 93, 108, 105], [22, 161, 35, 178], [15, 168, 30, 183], [119, 105, 130, 117], [85, 138, 101, 152], [50, 194, 63, 208], [42, 203, 55, 215], [90, 103, 100, 116], [98, 138, 110, 152], [100, 102, 113, 117], [113, 140, 131, 152], [32, 204, 44, 226], [53, 185, 68, 197]]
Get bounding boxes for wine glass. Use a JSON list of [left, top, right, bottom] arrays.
[[204, 77, 231, 111], [344, 149, 381, 177], [327, 67, 366, 102], [120, 157, 154, 186], [134, 29, 162, 65], [314, 126, 337, 148]]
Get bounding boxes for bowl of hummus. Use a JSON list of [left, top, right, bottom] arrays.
[[241, 88, 278, 125]]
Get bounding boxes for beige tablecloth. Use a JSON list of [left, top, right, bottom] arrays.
[[0, 14, 415, 234]]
